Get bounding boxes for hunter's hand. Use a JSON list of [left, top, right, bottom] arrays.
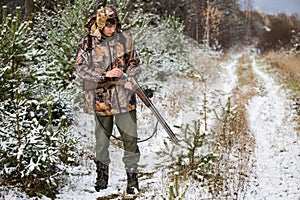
[[106, 68, 123, 78]]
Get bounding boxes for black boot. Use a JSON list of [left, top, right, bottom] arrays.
[[94, 160, 109, 192], [126, 166, 139, 194]]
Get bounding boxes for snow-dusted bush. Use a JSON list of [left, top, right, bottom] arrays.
[[163, 172, 188, 200], [170, 120, 218, 179], [0, 6, 42, 101], [0, 4, 79, 198], [33, 0, 98, 89], [0, 98, 77, 198], [133, 14, 191, 89]]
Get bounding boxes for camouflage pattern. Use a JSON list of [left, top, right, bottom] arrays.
[[75, 19, 141, 116], [96, 8, 116, 31]]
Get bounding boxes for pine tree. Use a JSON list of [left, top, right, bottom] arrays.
[[0, 5, 78, 198]]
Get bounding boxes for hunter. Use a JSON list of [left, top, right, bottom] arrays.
[[75, 7, 141, 194]]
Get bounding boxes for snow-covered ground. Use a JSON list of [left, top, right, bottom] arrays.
[[245, 56, 300, 200], [2, 49, 299, 200], [56, 50, 300, 199], [55, 74, 209, 199]]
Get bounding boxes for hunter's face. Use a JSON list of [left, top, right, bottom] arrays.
[[102, 24, 116, 37]]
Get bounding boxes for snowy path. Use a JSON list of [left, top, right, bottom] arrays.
[[245, 56, 300, 200]]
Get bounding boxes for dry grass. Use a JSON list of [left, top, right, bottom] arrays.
[[264, 51, 300, 78], [208, 54, 256, 199], [264, 51, 300, 131]]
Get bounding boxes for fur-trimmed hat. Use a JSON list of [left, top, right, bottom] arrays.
[[96, 7, 116, 30], [84, 7, 120, 38]]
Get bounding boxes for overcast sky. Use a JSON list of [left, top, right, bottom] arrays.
[[240, 0, 300, 15]]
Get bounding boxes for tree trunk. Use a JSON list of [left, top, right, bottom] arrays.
[[24, 0, 33, 20]]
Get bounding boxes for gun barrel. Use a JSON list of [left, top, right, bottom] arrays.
[[132, 78, 179, 144], [149, 105, 179, 144]]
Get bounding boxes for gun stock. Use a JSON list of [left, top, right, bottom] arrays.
[[83, 79, 126, 90]]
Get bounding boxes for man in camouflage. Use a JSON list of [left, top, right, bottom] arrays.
[[75, 7, 141, 194]]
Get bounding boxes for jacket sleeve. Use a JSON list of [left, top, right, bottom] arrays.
[[74, 36, 106, 83]]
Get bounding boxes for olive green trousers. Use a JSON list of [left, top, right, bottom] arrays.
[[94, 110, 140, 168]]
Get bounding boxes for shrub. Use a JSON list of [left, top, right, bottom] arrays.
[[0, 4, 78, 198]]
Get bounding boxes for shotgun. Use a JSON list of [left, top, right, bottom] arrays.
[[131, 77, 179, 145], [83, 76, 179, 144]]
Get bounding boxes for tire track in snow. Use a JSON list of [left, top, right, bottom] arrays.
[[246, 56, 300, 200]]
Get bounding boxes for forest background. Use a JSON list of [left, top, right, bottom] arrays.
[[0, 0, 299, 199]]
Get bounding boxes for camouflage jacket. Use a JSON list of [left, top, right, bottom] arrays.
[[75, 31, 141, 116]]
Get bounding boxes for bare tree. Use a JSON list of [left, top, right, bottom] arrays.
[[244, 0, 253, 39]]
